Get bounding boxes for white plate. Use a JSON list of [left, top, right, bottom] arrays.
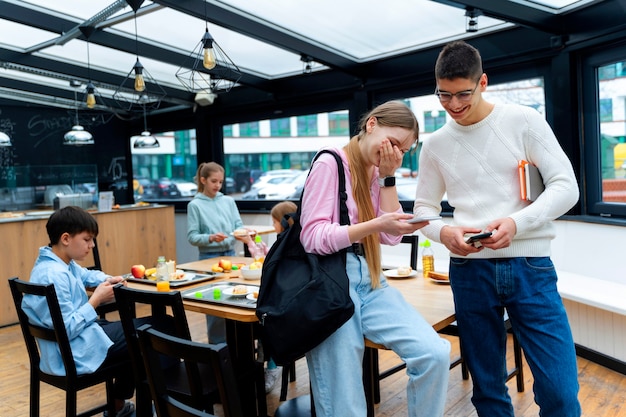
[[171, 272, 195, 281], [429, 277, 450, 285], [223, 286, 252, 297], [230, 230, 254, 236], [383, 269, 418, 279], [246, 293, 258, 301]]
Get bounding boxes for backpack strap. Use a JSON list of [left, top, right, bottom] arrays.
[[301, 149, 349, 226]]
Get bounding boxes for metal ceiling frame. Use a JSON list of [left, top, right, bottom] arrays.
[[1, 0, 625, 115]]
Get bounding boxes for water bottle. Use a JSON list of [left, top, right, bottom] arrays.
[[156, 256, 167, 281]]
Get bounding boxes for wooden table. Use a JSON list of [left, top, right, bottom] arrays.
[[142, 257, 455, 417], [175, 256, 265, 416]]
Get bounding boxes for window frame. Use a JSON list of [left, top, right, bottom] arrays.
[[581, 44, 626, 219]]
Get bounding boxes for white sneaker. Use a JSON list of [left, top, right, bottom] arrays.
[[103, 400, 135, 417], [265, 366, 282, 393]]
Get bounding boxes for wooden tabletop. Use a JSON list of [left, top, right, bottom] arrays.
[[165, 256, 455, 330]]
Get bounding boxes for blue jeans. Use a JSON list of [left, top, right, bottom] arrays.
[[306, 252, 450, 417], [200, 249, 235, 344], [449, 257, 581, 417]]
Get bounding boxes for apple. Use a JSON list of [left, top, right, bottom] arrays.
[[219, 259, 232, 271], [131, 264, 146, 278]]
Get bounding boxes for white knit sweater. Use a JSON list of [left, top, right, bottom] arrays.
[[414, 103, 579, 259]]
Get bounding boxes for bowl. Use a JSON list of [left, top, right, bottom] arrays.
[[240, 265, 262, 280]]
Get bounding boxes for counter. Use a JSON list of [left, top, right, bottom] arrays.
[[0, 204, 176, 326]]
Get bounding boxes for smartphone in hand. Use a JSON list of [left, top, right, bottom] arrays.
[[405, 215, 442, 224], [465, 231, 493, 244]]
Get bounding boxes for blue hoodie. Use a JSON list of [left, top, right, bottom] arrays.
[[186, 191, 244, 254]]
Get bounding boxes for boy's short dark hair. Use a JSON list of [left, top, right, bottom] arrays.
[[46, 206, 99, 245], [435, 40, 483, 81]]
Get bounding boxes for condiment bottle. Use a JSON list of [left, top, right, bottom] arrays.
[[420, 240, 435, 278], [156, 256, 167, 281]]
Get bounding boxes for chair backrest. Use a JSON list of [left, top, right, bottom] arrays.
[[113, 284, 192, 383], [137, 324, 244, 417], [8, 277, 79, 379], [87, 237, 102, 271]]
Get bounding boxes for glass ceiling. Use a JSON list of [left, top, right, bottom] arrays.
[[0, 0, 604, 110]]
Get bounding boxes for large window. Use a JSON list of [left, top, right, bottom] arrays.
[[131, 130, 198, 201], [222, 111, 349, 200], [582, 47, 626, 217]]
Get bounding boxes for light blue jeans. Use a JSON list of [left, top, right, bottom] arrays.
[[306, 252, 450, 417], [449, 257, 581, 417], [200, 249, 235, 344]]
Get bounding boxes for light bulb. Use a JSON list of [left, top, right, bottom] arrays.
[[134, 73, 145, 92], [203, 47, 217, 70], [86, 92, 96, 108]]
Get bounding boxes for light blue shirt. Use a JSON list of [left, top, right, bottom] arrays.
[[186, 192, 244, 254], [22, 246, 111, 376]]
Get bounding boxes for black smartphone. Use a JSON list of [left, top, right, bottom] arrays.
[[465, 231, 493, 244]]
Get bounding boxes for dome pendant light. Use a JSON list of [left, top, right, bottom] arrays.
[[64, 84, 94, 146], [132, 105, 159, 149], [0, 131, 12, 147]]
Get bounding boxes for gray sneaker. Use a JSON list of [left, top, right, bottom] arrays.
[[103, 400, 135, 417], [265, 367, 282, 393]]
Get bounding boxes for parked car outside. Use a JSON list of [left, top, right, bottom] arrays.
[[172, 179, 198, 197], [136, 178, 158, 199], [242, 171, 301, 199], [251, 170, 301, 190], [156, 177, 181, 198], [256, 171, 308, 200], [234, 169, 265, 193], [224, 177, 237, 194]]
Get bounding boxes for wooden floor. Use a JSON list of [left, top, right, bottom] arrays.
[[2, 309, 626, 417]]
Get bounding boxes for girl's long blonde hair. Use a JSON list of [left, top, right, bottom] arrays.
[[344, 101, 419, 288]]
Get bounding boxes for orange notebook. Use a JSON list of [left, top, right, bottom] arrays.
[[518, 160, 544, 201]]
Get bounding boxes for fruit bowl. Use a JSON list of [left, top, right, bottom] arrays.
[[240, 265, 262, 280]]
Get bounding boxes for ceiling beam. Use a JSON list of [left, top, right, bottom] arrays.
[[152, 0, 363, 77]]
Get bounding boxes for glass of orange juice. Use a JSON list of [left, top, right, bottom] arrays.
[[156, 280, 170, 292]]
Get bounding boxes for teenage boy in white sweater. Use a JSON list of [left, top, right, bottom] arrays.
[[413, 40, 582, 416]]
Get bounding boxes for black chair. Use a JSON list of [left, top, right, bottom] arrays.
[[113, 284, 220, 416], [274, 394, 315, 417], [9, 277, 128, 417], [83, 237, 117, 320], [136, 324, 244, 417]]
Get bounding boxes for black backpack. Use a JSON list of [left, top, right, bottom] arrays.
[[255, 149, 355, 365]]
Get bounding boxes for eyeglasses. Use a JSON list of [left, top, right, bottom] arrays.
[[435, 81, 480, 103]]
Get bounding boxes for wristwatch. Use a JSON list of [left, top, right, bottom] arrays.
[[378, 176, 396, 188]]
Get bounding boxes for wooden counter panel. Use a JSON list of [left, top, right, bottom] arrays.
[[1, 219, 47, 326], [0, 205, 176, 326], [91, 206, 176, 276]]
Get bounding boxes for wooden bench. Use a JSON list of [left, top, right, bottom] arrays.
[[557, 271, 626, 316]]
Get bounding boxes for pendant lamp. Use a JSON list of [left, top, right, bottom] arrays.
[[132, 104, 159, 149], [113, 0, 165, 112], [0, 131, 11, 147], [64, 84, 94, 146], [175, 0, 241, 94]]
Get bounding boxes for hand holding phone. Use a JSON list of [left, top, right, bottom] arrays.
[[405, 215, 442, 224], [464, 231, 493, 244]]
